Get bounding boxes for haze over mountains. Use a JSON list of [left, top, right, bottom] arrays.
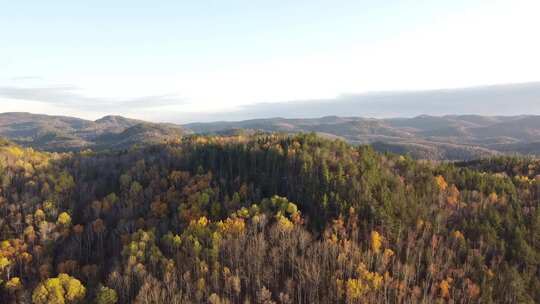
[[3, 82, 540, 123], [167, 82, 540, 122], [3, 112, 540, 160]]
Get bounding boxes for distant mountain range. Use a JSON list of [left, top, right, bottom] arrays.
[[169, 82, 540, 122], [0, 112, 189, 151], [3, 112, 540, 160], [186, 115, 540, 160]]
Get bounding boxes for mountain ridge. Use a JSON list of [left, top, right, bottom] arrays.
[[3, 112, 540, 160], [0, 112, 189, 151]]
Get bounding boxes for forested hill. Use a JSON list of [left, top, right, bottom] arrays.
[[0, 112, 189, 151], [5, 112, 540, 160], [0, 133, 539, 303], [185, 115, 540, 160]]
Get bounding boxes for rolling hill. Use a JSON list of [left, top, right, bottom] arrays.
[[4, 112, 540, 160], [185, 115, 540, 160], [0, 112, 189, 151]]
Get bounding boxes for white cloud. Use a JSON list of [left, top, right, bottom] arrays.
[[0, 85, 184, 114]]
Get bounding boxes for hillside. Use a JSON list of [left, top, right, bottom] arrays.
[[187, 115, 540, 160], [0, 134, 539, 303], [0, 112, 189, 151], [4, 112, 540, 160]]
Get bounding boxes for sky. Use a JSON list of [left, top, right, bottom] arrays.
[[1, 0, 540, 123]]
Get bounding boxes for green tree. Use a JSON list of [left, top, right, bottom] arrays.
[[96, 285, 118, 304]]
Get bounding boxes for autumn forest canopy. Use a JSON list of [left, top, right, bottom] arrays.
[[0, 132, 539, 303]]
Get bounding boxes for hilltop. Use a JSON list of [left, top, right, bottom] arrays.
[[0, 133, 539, 302], [0, 112, 189, 151]]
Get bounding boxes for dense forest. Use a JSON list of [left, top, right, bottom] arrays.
[[0, 133, 539, 303]]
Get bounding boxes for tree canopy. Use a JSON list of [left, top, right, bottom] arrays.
[[0, 134, 539, 303]]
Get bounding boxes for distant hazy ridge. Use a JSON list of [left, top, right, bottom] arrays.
[[3, 112, 540, 160]]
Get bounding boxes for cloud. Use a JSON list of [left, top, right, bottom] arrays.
[[0, 85, 184, 112], [230, 82, 540, 119], [10, 76, 44, 81], [160, 82, 540, 123], [3, 82, 540, 124]]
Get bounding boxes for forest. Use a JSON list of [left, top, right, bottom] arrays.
[[0, 133, 539, 303]]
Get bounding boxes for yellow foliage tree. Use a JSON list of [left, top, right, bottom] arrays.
[[343, 263, 384, 302], [435, 175, 448, 191], [35, 209, 46, 221], [276, 213, 294, 231], [488, 192, 499, 204], [356, 263, 383, 290], [5, 277, 23, 291], [32, 273, 86, 304], [57, 212, 72, 226], [218, 217, 246, 235], [346, 278, 366, 301], [370, 231, 382, 254], [447, 185, 460, 207], [197, 216, 209, 227], [383, 248, 394, 260], [451, 230, 465, 241], [439, 278, 451, 299], [0, 256, 11, 270]]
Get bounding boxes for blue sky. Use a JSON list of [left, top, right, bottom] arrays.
[[1, 1, 539, 122]]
